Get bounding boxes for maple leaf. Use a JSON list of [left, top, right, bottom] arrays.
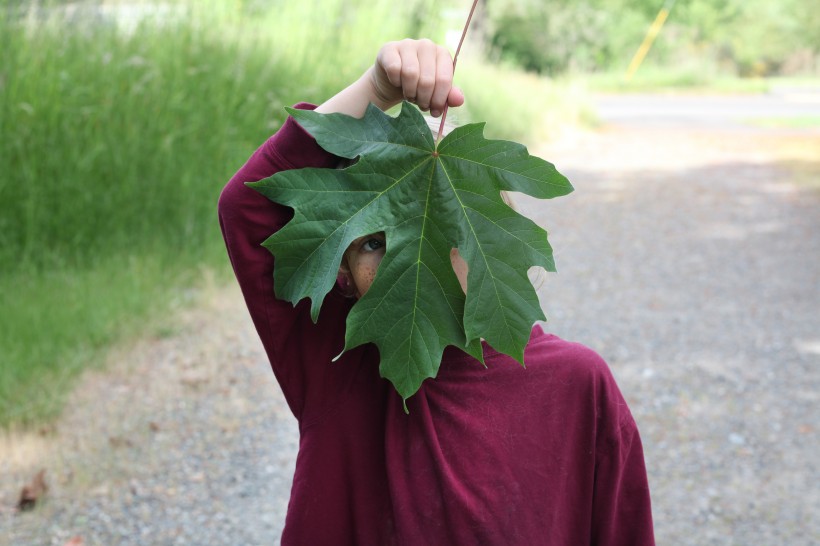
[[249, 102, 572, 401]]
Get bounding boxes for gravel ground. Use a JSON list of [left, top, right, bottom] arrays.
[[1, 124, 818, 546]]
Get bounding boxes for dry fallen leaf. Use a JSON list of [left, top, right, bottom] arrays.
[[63, 537, 84, 546], [17, 469, 47, 511]]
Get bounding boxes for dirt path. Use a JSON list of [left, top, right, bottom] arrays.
[[2, 124, 818, 546]]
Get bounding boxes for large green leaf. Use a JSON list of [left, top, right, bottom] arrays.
[[249, 102, 572, 401]]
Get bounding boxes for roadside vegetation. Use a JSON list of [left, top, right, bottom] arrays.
[[1, 0, 817, 427], [484, 0, 819, 82]]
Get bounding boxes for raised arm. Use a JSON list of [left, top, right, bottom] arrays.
[[218, 39, 464, 419]]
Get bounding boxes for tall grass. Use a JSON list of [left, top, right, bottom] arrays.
[[0, 0, 439, 270], [0, 0, 450, 426]]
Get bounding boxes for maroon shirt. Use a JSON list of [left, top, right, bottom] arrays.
[[218, 104, 655, 545]]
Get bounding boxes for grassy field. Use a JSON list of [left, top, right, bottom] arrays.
[[0, 0, 589, 426]]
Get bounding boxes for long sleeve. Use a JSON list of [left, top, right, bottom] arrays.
[[217, 103, 354, 421], [590, 385, 655, 546]]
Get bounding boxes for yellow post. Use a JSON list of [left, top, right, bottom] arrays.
[[625, 0, 675, 81]]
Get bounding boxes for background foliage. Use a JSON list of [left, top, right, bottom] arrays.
[[484, 0, 820, 77]]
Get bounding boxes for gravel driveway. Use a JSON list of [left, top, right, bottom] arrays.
[[2, 116, 818, 545]]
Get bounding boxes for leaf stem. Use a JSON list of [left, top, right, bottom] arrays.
[[436, 0, 480, 145]]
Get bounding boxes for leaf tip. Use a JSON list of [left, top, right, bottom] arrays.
[[309, 301, 323, 324], [516, 350, 527, 369]]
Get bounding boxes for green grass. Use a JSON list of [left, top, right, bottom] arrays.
[[0, 5, 279, 426], [0, 0, 423, 272], [0, 252, 231, 425]]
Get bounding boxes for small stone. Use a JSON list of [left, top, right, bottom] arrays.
[[728, 433, 745, 446], [129, 479, 143, 497], [90, 484, 110, 497]]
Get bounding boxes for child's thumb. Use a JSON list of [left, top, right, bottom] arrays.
[[448, 87, 465, 108]]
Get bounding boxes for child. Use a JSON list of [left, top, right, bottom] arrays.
[[218, 39, 654, 545]]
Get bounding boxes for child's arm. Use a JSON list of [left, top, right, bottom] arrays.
[[218, 39, 464, 420]]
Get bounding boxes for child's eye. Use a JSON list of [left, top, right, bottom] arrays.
[[362, 238, 384, 252]]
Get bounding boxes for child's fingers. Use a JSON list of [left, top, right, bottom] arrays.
[[371, 39, 464, 114], [376, 43, 403, 89], [447, 86, 465, 108], [413, 39, 439, 112], [429, 45, 455, 117], [397, 41, 421, 104]]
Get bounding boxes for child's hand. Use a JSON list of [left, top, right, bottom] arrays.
[[315, 39, 464, 119], [369, 39, 464, 118]]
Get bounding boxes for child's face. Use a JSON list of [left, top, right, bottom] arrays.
[[339, 233, 468, 298]]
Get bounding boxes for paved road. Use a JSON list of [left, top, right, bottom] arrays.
[[595, 90, 820, 130]]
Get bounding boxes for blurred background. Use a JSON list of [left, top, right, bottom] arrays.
[[1, 0, 818, 544]]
